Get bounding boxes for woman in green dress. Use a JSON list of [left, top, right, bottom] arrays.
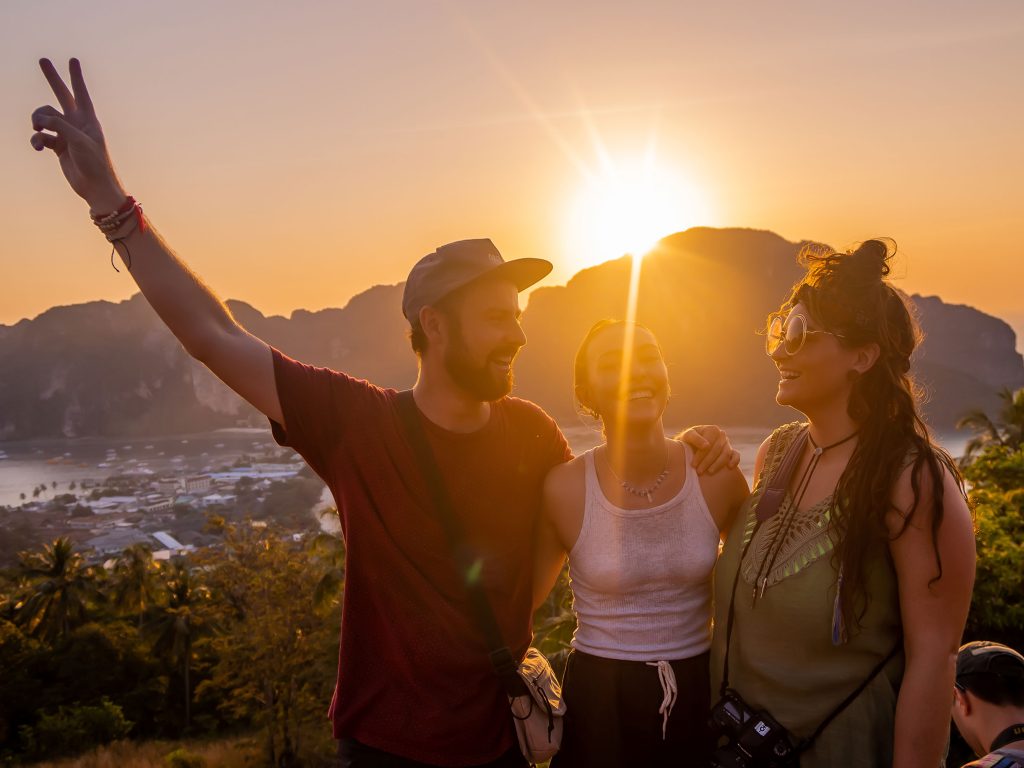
[[710, 240, 976, 767]]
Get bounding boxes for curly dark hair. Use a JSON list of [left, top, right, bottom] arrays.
[[777, 238, 967, 632]]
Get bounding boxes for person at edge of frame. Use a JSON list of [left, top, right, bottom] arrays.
[[952, 641, 1024, 768]]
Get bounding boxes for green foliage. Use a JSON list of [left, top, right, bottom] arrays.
[[958, 386, 1024, 463], [964, 443, 1024, 494], [52, 622, 167, 730], [164, 746, 207, 768], [13, 536, 103, 642], [147, 560, 212, 732], [962, 444, 1024, 647], [194, 523, 338, 765], [18, 698, 132, 759], [0, 619, 42, 750], [112, 543, 161, 626], [0, 511, 570, 765]]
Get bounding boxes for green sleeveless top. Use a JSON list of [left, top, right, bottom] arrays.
[[710, 422, 906, 768]]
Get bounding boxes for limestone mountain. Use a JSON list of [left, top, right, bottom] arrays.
[[1, 228, 1019, 439]]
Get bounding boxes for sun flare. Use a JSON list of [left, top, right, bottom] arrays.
[[565, 157, 711, 272]]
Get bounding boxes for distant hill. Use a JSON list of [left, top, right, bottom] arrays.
[[516, 228, 1024, 430], [1, 228, 1020, 439]]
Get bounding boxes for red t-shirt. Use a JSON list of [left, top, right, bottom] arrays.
[[269, 348, 571, 765]]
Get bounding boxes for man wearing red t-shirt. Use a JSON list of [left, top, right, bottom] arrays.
[[31, 59, 735, 767], [271, 238, 574, 765]]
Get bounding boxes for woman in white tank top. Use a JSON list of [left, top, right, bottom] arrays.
[[536, 320, 749, 768]]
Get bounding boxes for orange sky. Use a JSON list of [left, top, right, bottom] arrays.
[[3, 1, 1022, 348]]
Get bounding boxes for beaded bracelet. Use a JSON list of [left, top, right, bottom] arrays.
[[91, 196, 146, 272]]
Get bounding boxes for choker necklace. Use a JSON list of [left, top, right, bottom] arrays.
[[807, 429, 859, 456], [602, 448, 669, 503]]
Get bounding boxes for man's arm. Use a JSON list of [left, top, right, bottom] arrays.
[[676, 425, 741, 475], [30, 58, 283, 426]]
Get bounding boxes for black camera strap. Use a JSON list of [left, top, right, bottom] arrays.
[[395, 390, 527, 698], [719, 424, 903, 756], [720, 426, 808, 696]]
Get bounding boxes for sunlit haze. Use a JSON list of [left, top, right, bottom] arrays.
[[2, 1, 1022, 348], [566, 152, 711, 269]]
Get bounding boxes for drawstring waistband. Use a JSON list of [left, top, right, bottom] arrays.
[[645, 659, 678, 739]]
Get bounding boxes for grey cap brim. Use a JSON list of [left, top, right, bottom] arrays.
[[484, 257, 553, 293]]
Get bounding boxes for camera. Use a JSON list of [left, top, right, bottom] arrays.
[[709, 689, 797, 768]]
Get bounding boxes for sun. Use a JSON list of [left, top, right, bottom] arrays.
[[564, 157, 711, 272]]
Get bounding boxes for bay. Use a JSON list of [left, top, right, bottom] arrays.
[[0, 424, 969, 511]]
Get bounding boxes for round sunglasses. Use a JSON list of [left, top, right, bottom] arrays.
[[765, 313, 846, 357]]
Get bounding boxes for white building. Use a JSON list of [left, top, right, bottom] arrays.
[[152, 531, 187, 551]]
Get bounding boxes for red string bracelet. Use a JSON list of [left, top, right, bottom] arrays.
[[90, 196, 135, 223], [92, 196, 147, 235], [92, 197, 146, 271]]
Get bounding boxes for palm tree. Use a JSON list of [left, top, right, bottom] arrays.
[[957, 387, 1024, 463], [149, 560, 208, 729], [14, 537, 100, 643], [111, 543, 160, 628]]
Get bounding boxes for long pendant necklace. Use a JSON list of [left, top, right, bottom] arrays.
[[602, 446, 670, 503], [752, 428, 859, 603]]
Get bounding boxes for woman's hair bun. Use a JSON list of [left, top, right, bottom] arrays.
[[845, 238, 893, 282], [798, 238, 895, 289], [843, 240, 892, 280]]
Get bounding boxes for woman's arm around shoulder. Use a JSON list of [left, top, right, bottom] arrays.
[[889, 457, 976, 768], [532, 457, 586, 611]]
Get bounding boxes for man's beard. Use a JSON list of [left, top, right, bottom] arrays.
[[443, 327, 518, 402]]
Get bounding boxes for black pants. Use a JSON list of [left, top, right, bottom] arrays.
[[336, 738, 527, 768], [551, 649, 713, 768]]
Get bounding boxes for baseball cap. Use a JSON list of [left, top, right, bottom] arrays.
[[957, 641, 1024, 682], [402, 238, 552, 323]]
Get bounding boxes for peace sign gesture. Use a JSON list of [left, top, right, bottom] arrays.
[[31, 58, 126, 213]]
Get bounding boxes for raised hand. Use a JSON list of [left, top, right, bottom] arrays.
[[31, 58, 126, 213]]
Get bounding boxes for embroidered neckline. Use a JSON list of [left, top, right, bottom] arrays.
[[739, 423, 837, 589]]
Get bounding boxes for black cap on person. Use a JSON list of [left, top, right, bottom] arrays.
[[956, 641, 1024, 683]]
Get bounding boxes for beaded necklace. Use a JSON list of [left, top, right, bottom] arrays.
[[601, 445, 670, 503]]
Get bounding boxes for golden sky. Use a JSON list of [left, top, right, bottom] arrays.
[[3, 1, 1022, 348]]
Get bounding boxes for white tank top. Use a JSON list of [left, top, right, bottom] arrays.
[[568, 443, 720, 662]]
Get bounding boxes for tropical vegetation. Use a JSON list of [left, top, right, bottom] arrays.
[[0, 521, 342, 765], [1, 388, 1022, 765], [958, 387, 1024, 648]]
